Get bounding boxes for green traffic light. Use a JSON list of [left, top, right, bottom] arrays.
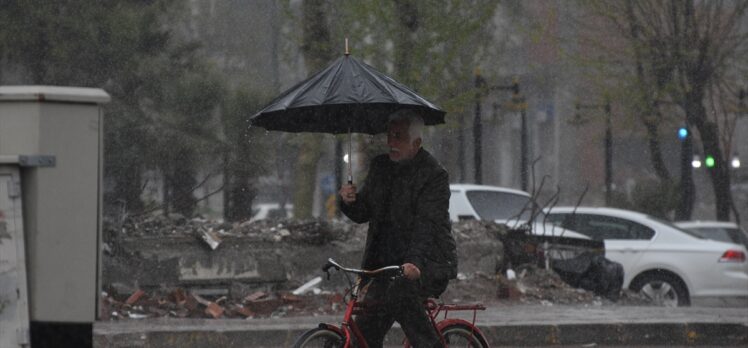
[[705, 155, 715, 168]]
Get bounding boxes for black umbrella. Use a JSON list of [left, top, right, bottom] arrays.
[[250, 47, 445, 182]]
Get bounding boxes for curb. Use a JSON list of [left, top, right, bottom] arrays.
[[93, 319, 748, 347], [482, 322, 748, 346]]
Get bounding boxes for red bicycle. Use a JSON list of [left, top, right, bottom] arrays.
[[292, 258, 489, 348]]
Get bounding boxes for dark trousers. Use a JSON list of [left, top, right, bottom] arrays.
[[353, 278, 442, 348]]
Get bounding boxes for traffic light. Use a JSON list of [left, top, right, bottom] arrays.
[[705, 155, 715, 168], [678, 127, 688, 140], [692, 155, 702, 168]]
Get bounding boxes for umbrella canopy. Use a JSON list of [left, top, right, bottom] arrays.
[[250, 54, 445, 135]]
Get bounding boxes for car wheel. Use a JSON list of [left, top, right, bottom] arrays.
[[632, 273, 690, 307]]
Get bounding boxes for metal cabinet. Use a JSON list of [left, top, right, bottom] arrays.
[[0, 163, 30, 347], [0, 86, 110, 331]]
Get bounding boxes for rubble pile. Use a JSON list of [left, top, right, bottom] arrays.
[[490, 264, 651, 306], [101, 287, 347, 320], [451, 220, 509, 242], [106, 214, 365, 245], [102, 216, 653, 321], [511, 264, 597, 305]]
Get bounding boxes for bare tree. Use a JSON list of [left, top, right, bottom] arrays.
[[291, 0, 335, 219], [587, 0, 748, 220]]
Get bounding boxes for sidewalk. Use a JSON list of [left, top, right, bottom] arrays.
[[93, 305, 748, 347]]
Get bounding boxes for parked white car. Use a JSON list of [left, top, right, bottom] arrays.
[[545, 207, 748, 306], [675, 220, 748, 248], [250, 203, 293, 222], [448, 184, 605, 267], [449, 184, 588, 239]]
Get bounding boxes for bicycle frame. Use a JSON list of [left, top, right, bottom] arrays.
[[424, 299, 487, 347], [314, 280, 368, 347], [318, 283, 488, 347]]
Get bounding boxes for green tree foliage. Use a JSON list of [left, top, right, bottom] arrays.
[[168, 1, 278, 221], [286, 0, 336, 220], [281, 0, 500, 215], [221, 88, 272, 222], [0, 1, 228, 217], [148, 66, 225, 216], [329, 0, 500, 113]]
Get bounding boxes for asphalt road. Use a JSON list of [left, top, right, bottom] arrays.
[[93, 304, 748, 347]]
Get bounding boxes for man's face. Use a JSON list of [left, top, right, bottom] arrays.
[[387, 120, 421, 162]]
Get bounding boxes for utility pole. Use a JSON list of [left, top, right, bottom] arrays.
[[510, 79, 528, 191], [575, 100, 613, 205], [604, 102, 612, 206], [474, 70, 485, 184], [458, 113, 466, 182]]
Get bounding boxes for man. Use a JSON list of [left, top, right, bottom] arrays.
[[338, 110, 458, 348]]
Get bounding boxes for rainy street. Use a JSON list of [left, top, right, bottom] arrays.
[[1, 1, 747, 347]]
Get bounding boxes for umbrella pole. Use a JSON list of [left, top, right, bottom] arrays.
[[348, 128, 353, 184]]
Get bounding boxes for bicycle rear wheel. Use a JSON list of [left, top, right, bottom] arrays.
[[440, 323, 489, 348], [292, 327, 344, 348]]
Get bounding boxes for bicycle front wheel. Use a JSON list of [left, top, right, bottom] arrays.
[[292, 327, 344, 348], [440, 323, 489, 348]]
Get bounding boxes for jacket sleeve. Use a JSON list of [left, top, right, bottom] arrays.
[[403, 168, 452, 273], [339, 164, 374, 224]]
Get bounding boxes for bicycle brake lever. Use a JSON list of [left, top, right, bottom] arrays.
[[322, 261, 335, 280]]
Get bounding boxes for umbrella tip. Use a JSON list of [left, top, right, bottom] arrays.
[[345, 38, 350, 56]]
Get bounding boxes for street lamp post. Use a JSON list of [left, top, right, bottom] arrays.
[[575, 100, 613, 205], [334, 138, 343, 215], [474, 71, 485, 184], [677, 125, 694, 220]]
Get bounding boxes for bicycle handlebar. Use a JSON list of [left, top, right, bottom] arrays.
[[322, 258, 403, 279]]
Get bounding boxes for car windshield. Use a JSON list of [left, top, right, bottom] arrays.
[[466, 190, 537, 221], [691, 227, 748, 247]]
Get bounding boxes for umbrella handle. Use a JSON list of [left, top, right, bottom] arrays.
[[348, 128, 353, 185]]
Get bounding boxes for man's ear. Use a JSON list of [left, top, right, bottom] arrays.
[[413, 137, 422, 149]]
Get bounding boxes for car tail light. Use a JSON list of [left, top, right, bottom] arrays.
[[719, 250, 746, 263]]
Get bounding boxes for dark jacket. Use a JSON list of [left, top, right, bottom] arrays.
[[341, 148, 458, 296]]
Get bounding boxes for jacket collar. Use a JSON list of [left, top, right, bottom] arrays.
[[391, 147, 427, 170]]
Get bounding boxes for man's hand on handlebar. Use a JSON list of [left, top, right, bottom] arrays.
[[402, 263, 420, 280]]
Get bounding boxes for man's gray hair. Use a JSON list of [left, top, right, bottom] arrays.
[[388, 109, 424, 141]]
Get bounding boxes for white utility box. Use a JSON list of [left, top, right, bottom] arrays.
[[0, 85, 110, 336]]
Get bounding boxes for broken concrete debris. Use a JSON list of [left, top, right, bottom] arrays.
[[244, 291, 268, 302], [199, 228, 222, 250], [292, 276, 322, 295], [205, 302, 224, 318], [102, 216, 653, 321], [101, 286, 349, 320], [124, 289, 145, 306]]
